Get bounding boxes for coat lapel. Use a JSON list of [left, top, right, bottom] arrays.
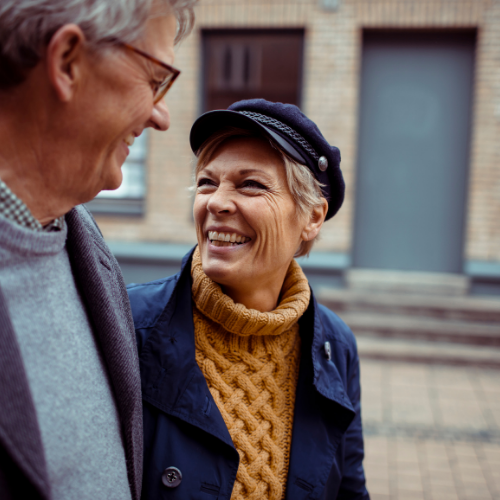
[[140, 248, 236, 449], [65, 206, 143, 500], [286, 295, 356, 500], [0, 286, 51, 500]]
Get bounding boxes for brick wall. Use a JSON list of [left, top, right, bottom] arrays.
[[96, 0, 500, 263]]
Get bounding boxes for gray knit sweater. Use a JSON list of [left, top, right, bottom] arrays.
[[0, 215, 132, 500]]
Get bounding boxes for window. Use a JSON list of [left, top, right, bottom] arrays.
[[85, 131, 148, 216], [202, 29, 304, 112]]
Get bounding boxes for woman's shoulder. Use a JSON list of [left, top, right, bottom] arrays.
[[127, 273, 180, 330]]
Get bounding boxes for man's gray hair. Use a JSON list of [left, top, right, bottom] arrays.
[[0, 0, 196, 89]]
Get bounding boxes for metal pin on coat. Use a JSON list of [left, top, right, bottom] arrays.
[[324, 341, 331, 360]]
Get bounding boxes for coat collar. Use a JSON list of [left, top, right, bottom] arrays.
[[65, 206, 143, 500], [305, 292, 355, 419], [184, 247, 354, 416], [286, 293, 356, 499], [143, 247, 355, 429], [140, 246, 235, 449]]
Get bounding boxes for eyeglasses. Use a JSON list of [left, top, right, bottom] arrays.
[[120, 42, 181, 103]]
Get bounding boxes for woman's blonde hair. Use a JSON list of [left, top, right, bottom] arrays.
[[194, 127, 326, 257]]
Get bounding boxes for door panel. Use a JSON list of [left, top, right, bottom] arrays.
[[353, 31, 476, 273]]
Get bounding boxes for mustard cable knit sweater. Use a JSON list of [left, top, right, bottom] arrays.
[[191, 247, 311, 500]]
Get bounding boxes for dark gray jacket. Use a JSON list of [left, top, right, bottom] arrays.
[[0, 205, 143, 500]]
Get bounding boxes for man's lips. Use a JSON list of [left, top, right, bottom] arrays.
[[124, 133, 135, 147]]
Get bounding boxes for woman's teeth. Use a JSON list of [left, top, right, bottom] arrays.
[[208, 231, 250, 246], [124, 134, 135, 146]]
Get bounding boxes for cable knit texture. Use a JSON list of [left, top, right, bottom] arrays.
[[191, 247, 310, 500]]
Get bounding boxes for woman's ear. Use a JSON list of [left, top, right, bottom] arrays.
[[301, 197, 328, 242], [46, 24, 86, 102]]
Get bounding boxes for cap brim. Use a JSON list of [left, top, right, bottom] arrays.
[[189, 110, 307, 165]]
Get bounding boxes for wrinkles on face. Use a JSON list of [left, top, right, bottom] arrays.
[[73, 12, 176, 197], [193, 137, 308, 311], [250, 187, 301, 286]]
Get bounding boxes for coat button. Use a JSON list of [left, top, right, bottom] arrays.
[[162, 467, 182, 488]]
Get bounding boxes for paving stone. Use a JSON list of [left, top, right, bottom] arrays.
[[365, 478, 391, 495], [429, 493, 459, 500], [369, 495, 391, 500], [361, 359, 500, 500], [393, 491, 425, 500]]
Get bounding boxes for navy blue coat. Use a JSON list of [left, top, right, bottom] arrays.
[[128, 248, 369, 500]]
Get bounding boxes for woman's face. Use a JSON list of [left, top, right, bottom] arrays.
[[194, 136, 309, 297]]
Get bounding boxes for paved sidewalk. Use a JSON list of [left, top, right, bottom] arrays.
[[360, 360, 500, 500]]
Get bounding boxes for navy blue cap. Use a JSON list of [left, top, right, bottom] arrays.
[[190, 98, 344, 220]]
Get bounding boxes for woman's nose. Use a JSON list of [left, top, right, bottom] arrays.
[[147, 100, 170, 131], [206, 186, 235, 215]]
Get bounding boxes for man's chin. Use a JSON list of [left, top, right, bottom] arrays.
[[102, 166, 124, 191], [80, 169, 123, 204]]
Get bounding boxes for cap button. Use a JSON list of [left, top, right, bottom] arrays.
[[318, 156, 328, 171]]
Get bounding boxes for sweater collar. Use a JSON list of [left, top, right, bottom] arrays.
[[179, 246, 354, 420], [190, 246, 310, 337], [0, 178, 65, 233]]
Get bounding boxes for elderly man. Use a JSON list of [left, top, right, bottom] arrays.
[[0, 1, 196, 499]]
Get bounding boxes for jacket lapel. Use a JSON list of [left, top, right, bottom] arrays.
[[0, 285, 51, 500], [65, 206, 143, 500], [286, 295, 355, 500], [140, 248, 236, 449]]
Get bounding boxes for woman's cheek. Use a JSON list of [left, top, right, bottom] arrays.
[[193, 195, 208, 242], [252, 194, 289, 264]]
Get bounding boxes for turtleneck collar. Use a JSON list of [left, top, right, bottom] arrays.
[[191, 246, 310, 337]]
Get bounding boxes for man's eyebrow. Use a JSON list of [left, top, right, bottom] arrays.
[[142, 58, 169, 80]]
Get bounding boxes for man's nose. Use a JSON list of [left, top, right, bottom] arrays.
[[147, 99, 170, 131]]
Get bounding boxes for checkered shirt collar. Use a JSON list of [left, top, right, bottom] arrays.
[[0, 178, 65, 232]]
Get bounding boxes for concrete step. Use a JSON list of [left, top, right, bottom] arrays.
[[346, 268, 469, 296], [335, 312, 500, 346], [357, 336, 500, 368], [316, 287, 500, 323]]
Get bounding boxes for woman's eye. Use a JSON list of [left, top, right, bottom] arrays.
[[197, 178, 215, 188], [241, 180, 267, 190]]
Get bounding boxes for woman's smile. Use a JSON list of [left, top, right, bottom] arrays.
[[207, 231, 251, 246]]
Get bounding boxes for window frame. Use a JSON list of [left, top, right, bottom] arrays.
[[200, 28, 305, 114], [85, 130, 149, 217]]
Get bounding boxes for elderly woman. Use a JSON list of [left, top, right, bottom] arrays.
[[128, 99, 369, 500]]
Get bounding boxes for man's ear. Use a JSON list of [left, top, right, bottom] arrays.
[[46, 24, 86, 102], [301, 197, 328, 242]]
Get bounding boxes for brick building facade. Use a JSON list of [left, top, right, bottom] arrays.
[[93, 0, 500, 286]]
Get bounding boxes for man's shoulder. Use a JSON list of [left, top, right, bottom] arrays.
[[66, 205, 114, 256], [70, 204, 104, 238]]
